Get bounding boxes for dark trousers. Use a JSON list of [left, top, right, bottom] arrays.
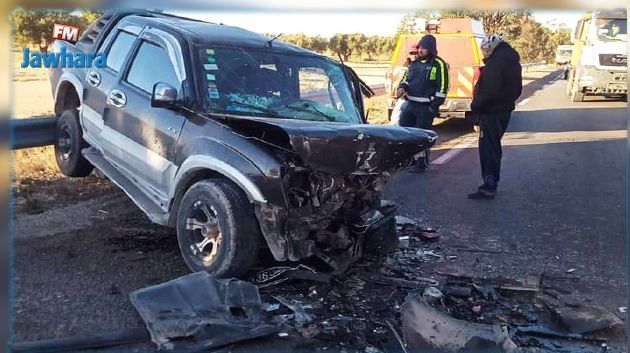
[[479, 111, 512, 185], [399, 102, 434, 129], [399, 102, 435, 169]]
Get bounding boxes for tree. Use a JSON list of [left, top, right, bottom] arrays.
[[10, 8, 104, 48], [361, 36, 377, 60], [551, 28, 571, 46], [309, 36, 329, 53], [279, 33, 330, 54], [329, 33, 351, 61], [347, 33, 366, 59]]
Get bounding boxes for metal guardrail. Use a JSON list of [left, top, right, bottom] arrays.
[[10, 117, 58, 150]]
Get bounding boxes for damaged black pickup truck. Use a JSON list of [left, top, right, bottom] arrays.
[[49, 10, 437, 277]]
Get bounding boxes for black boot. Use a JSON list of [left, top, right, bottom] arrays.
[[468, 176, 497, 199], [468, 188, 496, 199]]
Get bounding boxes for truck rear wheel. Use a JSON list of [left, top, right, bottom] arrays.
[[176, 179, 262, 277], [54, 109, 94, 177]]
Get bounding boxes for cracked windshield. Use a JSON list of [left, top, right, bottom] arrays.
[[200, 47, 361, 123]]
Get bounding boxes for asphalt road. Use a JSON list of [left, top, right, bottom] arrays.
[[11, 70, 628, 350], [387, 72, 627, 311]]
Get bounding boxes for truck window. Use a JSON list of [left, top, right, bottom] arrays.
[[106, 31, 137, 72], [596, 18, 627, 40], [126, 42, 179, 94]]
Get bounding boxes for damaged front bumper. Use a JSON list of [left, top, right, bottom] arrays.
[[257, 201, 399, 271], [224, 116, 437, 271]]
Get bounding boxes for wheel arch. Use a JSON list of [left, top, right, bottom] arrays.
[[54, 77, 83, 116], [167, 156, 268, 227]]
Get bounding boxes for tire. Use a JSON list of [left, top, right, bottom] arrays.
[[54, 109, 94, 177], [571, 87, 585, 102], [565, 70, 574, 96], [176, 179, 262, 277]]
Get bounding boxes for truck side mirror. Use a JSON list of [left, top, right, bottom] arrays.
[[151, 82, 178, 108]]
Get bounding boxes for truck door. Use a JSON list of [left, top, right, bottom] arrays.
[[81, 26, 139, 150], [102, 29, 186, 208]]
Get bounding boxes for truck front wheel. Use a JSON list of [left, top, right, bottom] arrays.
[[176, 179, 262, 277], [565, 69, 574, 95], [54, 109, 94, 177], [571, 87, 585, 102]]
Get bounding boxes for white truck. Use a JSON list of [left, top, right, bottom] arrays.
[[566, 9, 627, 101]]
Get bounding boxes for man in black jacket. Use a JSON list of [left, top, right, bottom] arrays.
[[468, 35, 522, 199]]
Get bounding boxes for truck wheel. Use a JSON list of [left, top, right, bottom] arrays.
[[571, 87, 585, 102], [176, 179, 262, 277], [54, 109, 94, 177], [565, 71, 574, 95]]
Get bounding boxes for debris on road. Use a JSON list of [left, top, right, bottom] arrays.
[[385, 319, 408, 353], [401, 293, 520, 352], [398, 235, 410, 248], [548, 305, 624, 334], [272, 295, 314, 325], [250, 264, 331, 288], [497, 273, 543, 293], [396, 215, 440, 241], [130, 272, 280, 350], [368, 273, 439, 288], [422, 286, 444, 304]]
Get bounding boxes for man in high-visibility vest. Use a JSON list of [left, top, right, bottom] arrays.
[[396, 34, 449, 171]]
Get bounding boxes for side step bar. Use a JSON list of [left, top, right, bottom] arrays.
[[82, 148, 170, 225]]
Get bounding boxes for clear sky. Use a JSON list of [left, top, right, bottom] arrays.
[[171, 10, 586, 37]]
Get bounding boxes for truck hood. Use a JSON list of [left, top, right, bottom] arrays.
[[221, 116, 438, 174]]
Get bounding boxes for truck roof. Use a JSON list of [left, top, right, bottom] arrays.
[[78, 10, 314, 56], [147, 15, 313, 54]]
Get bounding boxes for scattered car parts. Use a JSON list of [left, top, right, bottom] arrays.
[[130, 271, 280, 350]]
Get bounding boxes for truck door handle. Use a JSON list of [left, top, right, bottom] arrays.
[[87, 71, 101, 87], [107, 90, 127, 108]]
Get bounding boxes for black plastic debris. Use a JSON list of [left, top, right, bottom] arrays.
[[130, 272, 280, 350], [250, 264, 331, 289], [395, 216, 439, 241]]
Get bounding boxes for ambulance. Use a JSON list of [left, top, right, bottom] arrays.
[[385, 18, 485, 128]]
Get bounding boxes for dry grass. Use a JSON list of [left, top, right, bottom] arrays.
[[366, 95, 390, 125], [12, 147, 114, 214], [13, 146, 59, 182]]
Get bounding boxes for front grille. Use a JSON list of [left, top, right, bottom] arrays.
[[599, 54, 627, 66]]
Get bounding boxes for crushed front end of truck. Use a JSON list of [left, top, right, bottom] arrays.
[[225, 117, 437, 271]]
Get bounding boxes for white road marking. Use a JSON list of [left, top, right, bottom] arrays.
[[432, 136, 478, 165]]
